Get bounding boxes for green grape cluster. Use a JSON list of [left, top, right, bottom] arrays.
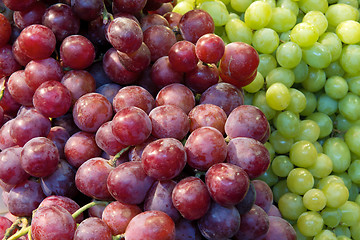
[[174, 0, 360, 239]]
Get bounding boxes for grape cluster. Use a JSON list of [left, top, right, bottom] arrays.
[[0, 0, 295, 239], [175, 0, 360, 239]]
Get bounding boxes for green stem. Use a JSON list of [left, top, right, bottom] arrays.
[[112, 234, 125, 240], [72, 201, 109, 220], [224, 136, 231, 143], [108, 146, 131, 167], [7, 226, 30, 240], [102, 1, 114, 23], [0, 79, 6, 101], [195, 170, 206, 179], [3, 218, 21, 240]]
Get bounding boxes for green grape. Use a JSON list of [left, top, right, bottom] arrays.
[[287, 168, 314, 195], [333, 226, 351, 238], [302, 42, 332, 69], [303, 188, 327, 211], [335, 114, 360, 133], [338, 0, 359, 7], [260, 0, 276, 8], [199, 1, 229, 26], [316, 93, 338, 116], [252, 28, 279, 54], [323, 137, 351, 173], [228, 12, 240, 20], [266, 82, 291, 111], [289, 140, 317, 168], [348, 160, 360, 184], [322, 181, 349, 208], [324, 76, 348, 100], [321, 207, 342, 228], [279, 30, 291, 42], [269, 130, 294, 154], [293, 224, 313, 240], [306, 112, 333, 139], [347, 75, 360, 96], [337, 235, 352, 240], [344, 125, 360, 156], [244, 1, 272, 30], [290, 22, 319, 48], [337, 172, 352, 190], [339, 201, 360, 227], [294, 119, 320, 142], [302, 11, 328, 36], [301, 67, 326, 92], [278, 192, 307, 220], [172, 1, 195, 14], [277, 0, 299, 15], [324, 61, 345, 78], [243, 91, 254, 105], [230, 0, 252, 12], [264, 141, 276, 161], [265, 67, 295, 88], [272, 179, 290, 203], [276, 41, 302, 69], [298, 0, 328, 13], [218, 0, 230, 5], [256, 167, 279, 187], [340, 44, 360, 76], [299, 89, 317, 116], [286, 88, 307, 114], [308, 153, 333, 179], [297, 211, 324, 237], [348, 183, 358, 202], [266, 7, 297, 33], [313, 141, 323, 153], [350, 221, 360, 240], [317, 175, 345, 190], [314, 229, 337, 240], [257, 53, 278, 77], [325, 3, 359, 29], [293, 60, 309, 84], [225, 18, 253, 44], [252, 90, 277, 120], [243, 71, 264, 93], [276, 111, 300, 138], [318, 32, 342, 62], [336, 20, 360, 44], [339, 92, 360, 121], [271, 155, 294, 177]]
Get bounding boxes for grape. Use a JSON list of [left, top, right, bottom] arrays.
[[225, 18, 253, 45], [340, 44, 360, 76], [266, 82, 291, 111], [303, 42, 332, 69], [185, 61, 219, 94], [0, 45, 21, 78], [235, 182, 256, 214], [117, 42, 152, 73], [2, 0, 36, 11], [140, 13, 170, 32], [252, 179, 273, 213], [71, 0, 103, 22], [31, 205, 76, 240], [150, 56, 184, 89], [287, 168, 314, 195], [13, 1, 46, 30], [198, 0, 229, 27], [325, 3, 359, 29], [297, 211, 324, 237], [0, 216, 13, 239], [0, 146, 29, 185], [61, 70, 96, 104], [195, 33, 225, 64], [266, 7, 297, 33], [323, 137, 351, 174], [275, 42, 302, 69], [125, 210, 175, 240], [95, 121, 126, 156], [322, 181, 349, 208], [266, 67, 295, 89], [0, 13, 11, 47], [113, 0, 148, 14], [289, 140, 317, 168], [175, 218, 202, 240], [46, 126, 71, 158], [302, 10, 328, 36], [244, 1, 272, 30], [12, 39, 31, 67], [74, 217, 112, 240], [252, 28, 279, 55], [0, 119, 17, 150], [168, 40, 199, 73], [96, 83, 122, 105], [7, 70, 34, 106], [263, 216, 296, 240]]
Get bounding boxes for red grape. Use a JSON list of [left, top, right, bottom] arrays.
[[184, 62, 219, 94], [117, 42, 151, 72], [0, 45, 21, 78], [2, 0, 37, 11], [168, 40, 199, 72], [236, 182, 256, 214], [12, 39, 31, 66], [0, 13, 11, 47], [150, 56, 184, 89], [175, 218, 202, 240], [61, 70, 96, 104], [195, 33, 225, 64], [74, 217, 112, 240], [0, 146, 29, 185], [0, 119, 17, 150], [252, 179, 274, 213], [7, 70, 34, 106], [262, 216, 296, 240], [0, 216, 13, 239], [71, 0, 103, 22], [95, 121, 127, 156], [140, 13, 170, 32], [13, 2, 46, 30], [113, 0, 148, 14]]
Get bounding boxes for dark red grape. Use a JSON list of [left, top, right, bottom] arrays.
[[88, 61, 112, 88], [13, 1, 46, 29], [268, 205, 282, 218], [205, 162, 250, 206], [143, 0, 163, 12], [7, 70, 34, 106], [140, 13, 170, 32], [198, 201, 241, 239], [125, 210, 176, 240], [149, 105, 190, 140], [262, 216, 296, 240], [225, 105, 268, 142], [0, 119, 17, 150], [88, 201, 106, 218], [148, 2, 173, 15], [12, 39, 31, 66], [179, 9, 214, 43], [199, 82, 244, 116], [87, 16, 111, 49], [0, 78, 21, 116], [0, 13, 11, 47], [0, 146, 29, 185], [172, 176, 211, 220], [136, 66, 159, 96], [128, 135, 157, 162], [2, 0, 37, 11], [117, 42, 152, 72], [252, 179, 273, 213], [236, 182, 256, 215], [0, 45, 21, 78], [95, 121, 127, 156], [163, 12, 182, 31], [102, 201, 142, 235], [168, 40, 198, 72], [155, 83, 195, 114], [71, 0, 103, 22], [60, 35, 96, 70], [113, 85, 155, 114], [31, 205, 76, 240], [64, 131, 102, 168], [113, 0, 147, 14], [185, 62, 219, 94], [17, 24, 56, 60], [107, 161, 156, 204], [175, 218, 202, 240], [61, 70, 96, 104], [0, 216, 13, 239], [150, 56, 184, 89], [74, 217, 112, 240], [195, 33, 225, 64], [96, 83, 122, 104], [75, 157, 114, 200]]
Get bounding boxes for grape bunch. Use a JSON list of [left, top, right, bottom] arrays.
[[0, 0, 296, 239]]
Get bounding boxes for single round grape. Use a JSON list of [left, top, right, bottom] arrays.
[[316, 93, 338, 116], [322, 181, 349, 208], [150, 56, 184, 89], [289, 140, 317, 168], [302, 42, 332, 69], [184, 61, 219, 94], [265, 82, 291, 111], [308, 153, 333, 179], [244, 1, 272, 30], [287, 168, 314, 195], [257, 53, 277, 78], [269, 130, 294, 155], [271, 155, 294, 178], [318, 32, 342, 62], [323, 137, 351, 174], [71, 0, 103, 21], [252, 179, 273, 213], [339, 201, 360, 227], [290, 22, 319, 48], [302, 10, 328, 36], [199, 0, 229, 27], [195, 33, 225, 64], [303, 189, 327, 212], [0, 146, 29, 185], [301, 67, 326, 93], [168, 40, 199, 72], [95, 121, 126, 156], [74, 217, 112, 240], [252, 28, 279, 55], [278, 192, 307, 221], [235, 182, 256, 215], [293, 60, 309, 84], [266, 7, 297, 33], [61, 70, 96, 104], [266, 67, 295, 89], [297, 211, 324, 237], [262, 216, 297, 240], [275, 41, 302, 69], [0, 13, 11, 47], [340, 44, 360, 76]]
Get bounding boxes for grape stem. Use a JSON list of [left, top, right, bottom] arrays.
[[4, 218, 30, 240], [102, 1, 114, 24], [0, 79, 6, 101], [107, 146, 131, 167], [113, 234, 125, 240], [72, 200, 109, 220]]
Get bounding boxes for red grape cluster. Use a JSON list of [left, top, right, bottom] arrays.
[[0, 0, 295, 239]]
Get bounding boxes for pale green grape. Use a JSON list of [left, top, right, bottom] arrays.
[[340, 45, 360, 76], [290, 22, 319, 47], [257, 53, 278, 77], [256, 167, 279, 187], [297, 211, 324, 237], [313, 141, 323, 153], [339, 201, 360, 227], [344, 125, 360, 156], [294, 224, 313, 240], [299, 89, 317, 116], [350, 219, 360, 240], [269, 130, 294, 154], [302, 11, 328, 35], [306, 112, 333, 139], [334, 114, 360, 132], [271, 155, 294, 177], [316, 93, 338, 116], [347, 75, 360, 95], [324, 61, 345, 78], [339, 92, 360, 121], [228, 12, 240, 20], [279, 30, 291, 42], [317, 175, 345, 190], [276, 111, 300, 138], [243, 71, 264, 93], [277, 0, 299, 15], [339, 0, 359, 7], [265, 67, 295, 88], [230, 0, 252, 12], [333, 226, 351, 238], [322, 181, 349, 208], [243, 91, 254, 105], [324, 76, 348, 100], [252, 90, 277, 120], [276, 41, 302, 69], [244, 1, 272, 30], [286, 88, 307, 114], [252, 28, 279, 54], [272, 179, 289, 203], [298, 0, 328, 13], [318, 32, 342, 62], [314, 230, 337, 240], [336, 20, 360, 44], [264, 141, 276, 161], [278, 192, 307, 220], [293, 60, 309, 84], [348, 160, 360, 184], [287, 168, 314, 195], [321, 207, 342, 228], [308, 153, 333, 179], [337, 172, 352, 190], [225, 18, 253, 44], [303, 188, 327, 211], [323, 137, 351, 173], [301, 67, 326, 92], [199, 1, 229, 26], [325, 3, 359, 29], [266, 82, 291, 111], [172, 1, 194, 14], [290, 140, 317, 168], [302, 42, 332, 69], [348, 183, 358, 202], [266, 7, 297, 33]]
